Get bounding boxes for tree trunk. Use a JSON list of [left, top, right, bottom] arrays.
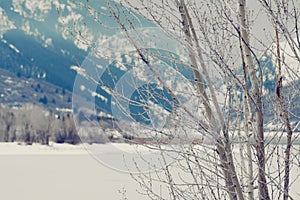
[[239, 0, 270, 199], [275, 24, 293, 200], [178, 0, 244, 199], [239, 29, 255, 200]]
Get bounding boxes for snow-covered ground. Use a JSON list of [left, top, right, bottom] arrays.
[[0, 142, 300, 199], [0, 142, 144, 200], [0, 142, 87, 155]]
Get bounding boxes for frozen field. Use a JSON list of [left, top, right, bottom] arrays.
[[0, 143, 143, 200], [1, 142, 300, 200]]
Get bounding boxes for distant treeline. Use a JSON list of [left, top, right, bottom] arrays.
[[0, 104, 80, 145]]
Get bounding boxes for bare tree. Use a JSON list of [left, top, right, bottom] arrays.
[[0, 108, 16, 142], [70, 0, 300, 199], [63, 113, 80, 144]]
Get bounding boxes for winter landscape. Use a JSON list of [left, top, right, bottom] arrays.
[[1, 0, 300, 200]]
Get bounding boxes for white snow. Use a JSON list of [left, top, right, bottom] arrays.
[[0, 142, 87, 155], [8, 43, 20, 53], [98, 111, 113, 118], [0, 149, 143, 200], [12, 0, 52, 21], [0, 7, 16, 36], [70, 65, 87, 77], [0, 141, 299, 199], [90, 91, 108, 103], [55, 107, 72, 113], [4, 77, 14, 84]]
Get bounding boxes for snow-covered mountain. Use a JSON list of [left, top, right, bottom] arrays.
[[0, 0, 153, 91], [0, 0, 299, 130], [1, 0, 83, 90]]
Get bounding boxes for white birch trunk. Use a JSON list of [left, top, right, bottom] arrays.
[[239, 0, 270, 199]]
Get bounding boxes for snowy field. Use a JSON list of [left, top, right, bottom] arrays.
[[0, 143, 144, 200], [1, 142, 300, 200]]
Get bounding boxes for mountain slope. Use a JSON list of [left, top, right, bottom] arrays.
[[0, 0, 154, 91], [0, 68, 72, 110]]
